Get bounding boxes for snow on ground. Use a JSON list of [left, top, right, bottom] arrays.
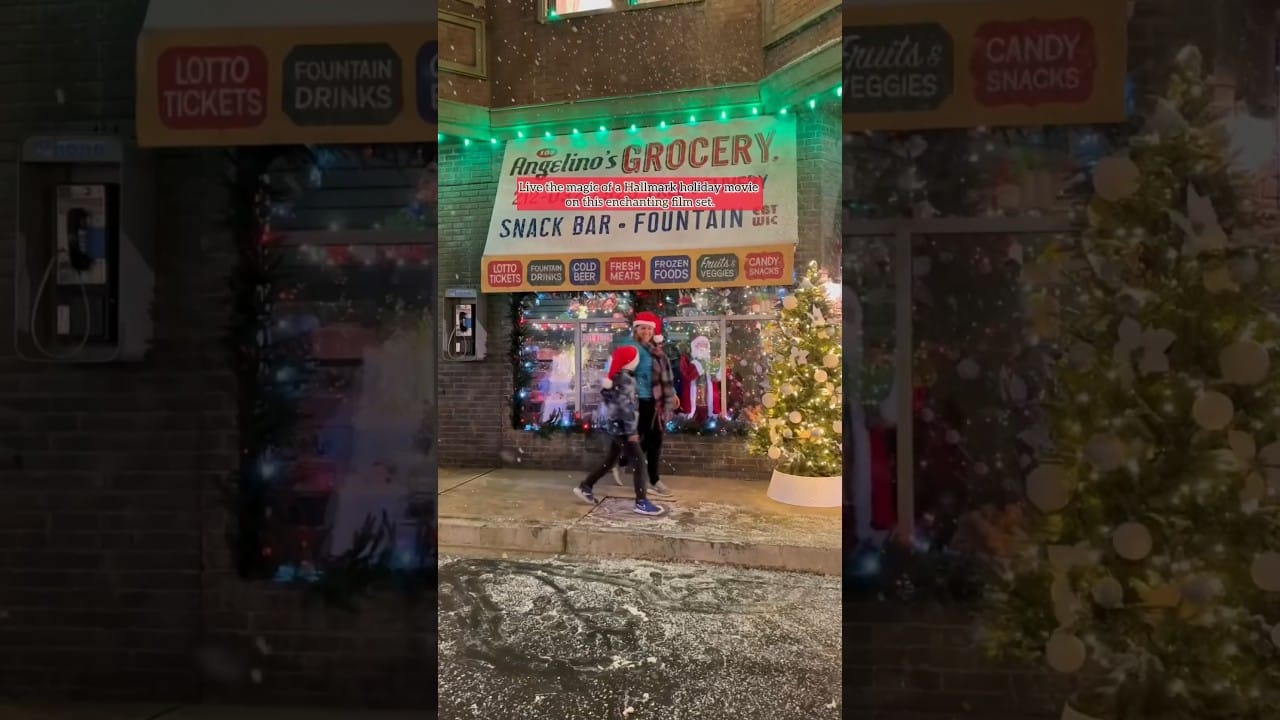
[[439, 555, 841, 719]]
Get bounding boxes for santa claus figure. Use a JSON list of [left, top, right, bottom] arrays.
[[679, 335, 723, 423]]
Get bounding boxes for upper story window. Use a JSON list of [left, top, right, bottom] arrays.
[[542, 0, 701, 22]]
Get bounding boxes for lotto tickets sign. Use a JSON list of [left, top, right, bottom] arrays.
[[842, 0, 1126, 130], [136, 24, 436, 147], [481, 115, 798, 292]]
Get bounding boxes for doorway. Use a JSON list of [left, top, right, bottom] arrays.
[[844, 216, 1078, 547]]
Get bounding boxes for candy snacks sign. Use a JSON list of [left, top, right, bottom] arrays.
[[843, 0, 1126, 130], [137, 24, 436, 147], [481, 115, 798, 292]]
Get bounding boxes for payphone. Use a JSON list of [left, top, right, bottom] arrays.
[[443, 287, 486, 361], [14, 136, 154, 362]]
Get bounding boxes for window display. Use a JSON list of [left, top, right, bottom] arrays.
[[233, 144, 436, 586], [512, 289, 778, 435]]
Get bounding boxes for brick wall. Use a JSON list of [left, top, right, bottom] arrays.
[[0, 1, 431, 707], [437, 104, 840, 478], [487, 0, 763, 106]]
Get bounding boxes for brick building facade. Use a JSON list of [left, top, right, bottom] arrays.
[[0, 0, 431, 707], [437, 0, 841, 477]]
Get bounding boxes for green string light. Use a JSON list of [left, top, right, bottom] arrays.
[[444, 89, 839, 145]]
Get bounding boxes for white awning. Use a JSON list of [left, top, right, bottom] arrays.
[[136, 0, 437, 147]]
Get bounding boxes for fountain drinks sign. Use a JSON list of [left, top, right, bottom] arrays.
[[481, 114, 798, 292]]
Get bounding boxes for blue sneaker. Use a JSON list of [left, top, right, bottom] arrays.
[[574, 486, 598, 505], [634, 499, 665, 516]]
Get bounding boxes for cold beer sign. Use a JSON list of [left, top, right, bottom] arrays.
[[842, 0, 1126, 130], [137, 24, 437, 147]]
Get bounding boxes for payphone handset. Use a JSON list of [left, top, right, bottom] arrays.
[[455, 302, 474, 338], [31, 184, 120, 358]]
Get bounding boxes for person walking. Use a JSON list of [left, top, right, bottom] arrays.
[[575, 344, 665, 516], [609, 311, 679, 497]]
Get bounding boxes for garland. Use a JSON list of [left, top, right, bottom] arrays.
[[224, 146, 429, 610], [508, 291, 753, 437]]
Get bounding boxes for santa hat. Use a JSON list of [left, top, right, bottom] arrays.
[[633, 311, 663, 342], [601, 345, 640, 389]]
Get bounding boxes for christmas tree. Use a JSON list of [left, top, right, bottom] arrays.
[[748, 261, 842, 477], [982, 47, 1280, 719]]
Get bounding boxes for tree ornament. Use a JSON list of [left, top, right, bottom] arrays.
[[782, 295, 798, 310], [768, 447, 782, 460], [832, 420, 841, 434], [1250, 552, 1280, 592], [788, 411, 802, 424], [761, 393, 778, 408], [1045, 632, 1087, 674], [1203, 265, 1239, 294], [1112, 522, 1153, 561], [1026, 464, 1072, 512], [823, 353, 839, 368], [814, 369, 828, 383], [1092, 154, 1141, 201], [1192, 391, 1234, 430], [1180, 576, 1219, 605], [1083, 435, 1125, 472], [957, 357, 981, 379], [1219, 340, 1269, 385], [1091, 577, 1124, 608]]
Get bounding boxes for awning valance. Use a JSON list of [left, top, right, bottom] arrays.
[[136, 0, 436, 147], [481, 115, 798, 293]]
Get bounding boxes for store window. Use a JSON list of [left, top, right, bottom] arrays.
[[542, 0, 700, 21], [253, 145, 436, 582], [513, 287, 779, 435]]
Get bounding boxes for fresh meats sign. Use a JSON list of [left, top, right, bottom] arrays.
[[842, 0, 1125, 130]]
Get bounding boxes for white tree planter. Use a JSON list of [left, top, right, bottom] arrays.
[[766, 468, 841, 508]]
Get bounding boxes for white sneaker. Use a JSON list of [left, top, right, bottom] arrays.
[[648, 481, 674, 498], [611, 466, 624, 486]]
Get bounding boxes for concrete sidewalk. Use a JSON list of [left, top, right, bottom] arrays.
[[438, 468, 840, 574], [0, 705, 424, 720]]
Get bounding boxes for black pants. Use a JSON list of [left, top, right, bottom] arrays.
[[582, 437, 646, 501], [617, 400, 664, 486]]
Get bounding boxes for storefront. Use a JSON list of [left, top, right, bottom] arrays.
[[436, 0, 841, 477], [841, 0, 1280, 716], [134, 0, 438, 578]]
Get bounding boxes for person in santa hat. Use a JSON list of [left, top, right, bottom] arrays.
[[575, 344, 665, 515], [607, 311, 680, 497]]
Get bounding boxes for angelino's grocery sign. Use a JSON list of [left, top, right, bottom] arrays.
[[481, 115, 798, 293], [137, 24, 435, 147], [843, 0, 1126, 130]]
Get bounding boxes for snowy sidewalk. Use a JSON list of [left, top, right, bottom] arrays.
[[438, 468, 840, 574], [0, 705, 424, 720]]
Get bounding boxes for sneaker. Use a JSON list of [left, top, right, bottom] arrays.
[[574, 486, 598, 505], [611, 466, 624, 486], [634, 499, 665, 516], [648, 480, 674, 498]]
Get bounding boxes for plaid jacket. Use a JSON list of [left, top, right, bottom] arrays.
[[643, 340, 680, 420]]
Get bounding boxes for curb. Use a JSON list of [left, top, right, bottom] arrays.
[[438, 516, 840, 575]]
